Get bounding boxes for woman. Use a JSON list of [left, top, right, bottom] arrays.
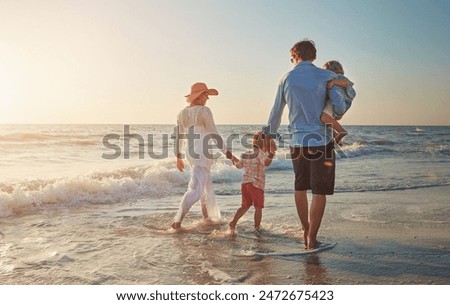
[[172, 82, 237, 230]]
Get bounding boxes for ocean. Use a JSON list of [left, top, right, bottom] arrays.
[[1, 124, 449, 284]]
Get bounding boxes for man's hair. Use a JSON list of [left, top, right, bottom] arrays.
[[290, 39, 316, 61]]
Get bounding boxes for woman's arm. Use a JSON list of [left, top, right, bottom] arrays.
[[175, 115, 185, 172]]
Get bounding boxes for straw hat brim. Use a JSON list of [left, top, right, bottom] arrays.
[[185, 88, 218, 102]]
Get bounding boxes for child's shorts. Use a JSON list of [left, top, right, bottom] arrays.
[[322, 101, 334, 117], [241, 182, 264, 209]]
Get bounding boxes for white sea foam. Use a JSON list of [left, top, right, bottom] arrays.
[[338, 141, 368, 158], [0, 158, 246, 217], [0, 160, 189, 216]]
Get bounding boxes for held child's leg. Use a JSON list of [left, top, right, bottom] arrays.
[[321, 113, 348, 144]]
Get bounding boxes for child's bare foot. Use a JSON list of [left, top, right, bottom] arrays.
[[229, 221, 237, 236], [334, 131, 348, 145], [171, 222, 181, 230], [254, 227, 262, 237]]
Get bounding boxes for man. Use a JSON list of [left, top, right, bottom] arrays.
[[263, 39, 347, 249]]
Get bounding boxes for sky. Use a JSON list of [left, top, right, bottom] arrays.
[[0, 0, 449, 125]]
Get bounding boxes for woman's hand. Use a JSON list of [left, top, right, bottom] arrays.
[[176, 158, 185, 172]]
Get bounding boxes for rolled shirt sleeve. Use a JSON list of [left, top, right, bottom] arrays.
[[263, 78, 286, 138], [328, 85, 347, 117]]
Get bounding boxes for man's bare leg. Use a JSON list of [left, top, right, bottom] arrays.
[[307, 194, 326, 249], [295, 190, 309, 246]]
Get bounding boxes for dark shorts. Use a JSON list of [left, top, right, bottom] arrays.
[[290, 141, 335, 195], [241, 182, 264, 209]]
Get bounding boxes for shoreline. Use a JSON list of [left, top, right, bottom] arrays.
[[0, 186, 449, 284]]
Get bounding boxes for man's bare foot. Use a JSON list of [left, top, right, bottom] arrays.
[[171, 222, 181, 230], [302, 230, 308, 249], [306, 239, 323, 250]]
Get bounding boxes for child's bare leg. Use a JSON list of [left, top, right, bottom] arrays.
[[321, 113, 348, 144], [254, 208, 263, 231], [229, 206, 249, 234]]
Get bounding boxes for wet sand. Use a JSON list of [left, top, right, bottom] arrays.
[[1, 186, 449, 285]]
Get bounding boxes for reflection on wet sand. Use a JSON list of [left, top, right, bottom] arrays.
[[305, 255, 330, 284]]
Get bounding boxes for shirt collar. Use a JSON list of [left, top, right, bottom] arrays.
[[295, 61, 315, 68]]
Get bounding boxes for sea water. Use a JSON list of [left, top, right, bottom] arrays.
[[1, 124, 449, 212], [0, 125, 449, 284]]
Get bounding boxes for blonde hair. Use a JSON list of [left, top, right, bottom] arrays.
[[324, 60, 344, 75]]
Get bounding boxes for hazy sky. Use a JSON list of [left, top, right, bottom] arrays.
[[1, 0, 449, 125]]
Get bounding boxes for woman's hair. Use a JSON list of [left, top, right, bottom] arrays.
[[290, 39, 316, 61], [324, 60, 344, 75]]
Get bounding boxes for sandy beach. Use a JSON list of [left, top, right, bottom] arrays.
[[1, 185, 449, 285]]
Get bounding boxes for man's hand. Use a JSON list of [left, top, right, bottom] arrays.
[[269, 139, 277, 154], [327, 78, 350, 89]]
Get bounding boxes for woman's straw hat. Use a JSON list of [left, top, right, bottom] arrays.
[[185, 82, 218, 103]]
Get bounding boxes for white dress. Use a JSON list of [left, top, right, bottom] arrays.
[[174, 106, 224, 223]]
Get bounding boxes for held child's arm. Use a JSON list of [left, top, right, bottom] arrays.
[[264, 152, 275, 166], [226, 151, 239, 166], [234, 160, 243, 169]]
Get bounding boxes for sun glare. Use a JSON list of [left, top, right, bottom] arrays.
[[0, 59, 16, 123]]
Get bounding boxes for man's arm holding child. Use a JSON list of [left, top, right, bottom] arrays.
[[327, 78, 351, 89]]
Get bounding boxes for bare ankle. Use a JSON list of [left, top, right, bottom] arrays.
[[171, 222, 181, 230]]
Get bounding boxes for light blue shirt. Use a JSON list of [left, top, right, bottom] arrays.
[[263, 61, 347, 147]]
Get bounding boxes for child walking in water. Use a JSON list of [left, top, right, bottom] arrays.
[[229, 132, 276, 236], [321, 60, 356, 144]]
